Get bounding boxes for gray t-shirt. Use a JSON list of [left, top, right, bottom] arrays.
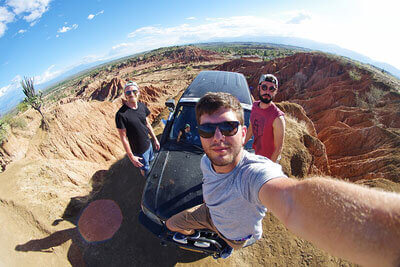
[[201, 150, 286, 241]]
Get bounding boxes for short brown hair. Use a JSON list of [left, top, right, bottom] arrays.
[[195, 92, 244, 125]]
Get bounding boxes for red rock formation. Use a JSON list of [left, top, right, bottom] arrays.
[[276, 102, 330, 177], [163, 46, 219, 64], [90, 77, 124, 101], [217, 53, 400, 182]]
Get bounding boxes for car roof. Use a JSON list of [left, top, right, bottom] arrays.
[[180, 71, 252, 106]]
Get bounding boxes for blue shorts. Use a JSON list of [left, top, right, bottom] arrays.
[[134, 142, 154, 175]]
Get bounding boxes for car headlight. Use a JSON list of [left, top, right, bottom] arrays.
[[141, 204, 163, 226]]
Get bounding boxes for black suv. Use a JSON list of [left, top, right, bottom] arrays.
[[139, 70, 254, 258]]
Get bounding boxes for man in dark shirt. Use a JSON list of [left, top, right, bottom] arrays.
[[115, 81, 160, 176]]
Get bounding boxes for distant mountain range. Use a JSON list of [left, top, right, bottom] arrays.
[[205, 36, 400, 78], [1, 37, 399, 117]]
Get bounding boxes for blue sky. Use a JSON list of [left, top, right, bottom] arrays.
[[1, 0, 399, 105]]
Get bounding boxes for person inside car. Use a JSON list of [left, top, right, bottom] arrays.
[[177, 123, 192, 143], [166, 92, 400, 265]]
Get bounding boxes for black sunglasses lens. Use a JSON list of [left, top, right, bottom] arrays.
[[197, 124, 216, 138], [219, 121, 239, 136], [197, 121, 239, 138], [125, 90, 138, 96], [261, 84, 276, 92]]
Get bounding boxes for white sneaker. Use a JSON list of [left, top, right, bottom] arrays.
[[194, 240, 210, 248]]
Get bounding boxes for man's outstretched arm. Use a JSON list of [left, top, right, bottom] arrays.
[[259, 176, 400, 267]]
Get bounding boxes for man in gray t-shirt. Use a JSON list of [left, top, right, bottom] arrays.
[[166, 92, 286, 257], [201, 151, 284, 241], [166, 92, 400, 265]]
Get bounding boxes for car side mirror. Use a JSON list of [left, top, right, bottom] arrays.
[[165, 99, 175, 112]]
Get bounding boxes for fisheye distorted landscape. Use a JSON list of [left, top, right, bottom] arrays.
[[0, 1, 400, 266]]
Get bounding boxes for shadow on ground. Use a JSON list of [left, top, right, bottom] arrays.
[[15, 155, 206, 266]]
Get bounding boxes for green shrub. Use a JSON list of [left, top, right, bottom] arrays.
[[17, 101, 29, 113], [349, 69, 362, 81], [8, 117, 27, 130], [0, 120, 9, 144]]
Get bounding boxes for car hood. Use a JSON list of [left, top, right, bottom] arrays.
[[142, 148, 204, 220]]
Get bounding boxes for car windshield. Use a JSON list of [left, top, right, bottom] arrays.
[[168, 103, 253, 150]]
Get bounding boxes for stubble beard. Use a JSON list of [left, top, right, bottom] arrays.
[[204, 141, 242, 167]]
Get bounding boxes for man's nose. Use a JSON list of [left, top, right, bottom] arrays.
[[212, 127, 224, 141]]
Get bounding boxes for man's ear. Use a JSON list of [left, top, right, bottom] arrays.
[[241, 125, 247, 143]]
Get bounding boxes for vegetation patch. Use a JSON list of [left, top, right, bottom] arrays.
[[0, 119, 9, 144], [197, 42, 307, 61], [348, 69, 362, 81]]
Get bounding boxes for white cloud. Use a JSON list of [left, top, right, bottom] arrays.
[[109, 42, 138, 56], [57, 23, 78, 33], [34, 64, 63, 84], [127, 17, 282, 42], [6, 0, 51, 23], [11, 74, 21, 83], [79, 54, 102, 64], [186, 17, 196, 20], [112, 43, 130, 50], [0, 84, 11, 98], [286, 11, 311, 24], [0, 75, 21, 97], [18, 29, 26, 34], [0, 6, 15, 22], [0, 23, 7, 37], [87, 10, 103, 20], [0, 6, 15, 37], [57, 26, 68, 33]]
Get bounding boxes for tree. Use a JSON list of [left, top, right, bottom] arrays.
[[21, 77, 48, 130]]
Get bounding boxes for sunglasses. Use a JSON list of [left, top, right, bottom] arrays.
[[260, 84, 277, 92], [197, 121, 240, 138], [125, 90, 138, 96]]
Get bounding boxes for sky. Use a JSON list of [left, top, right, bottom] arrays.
[[1, 0, 399, 103]]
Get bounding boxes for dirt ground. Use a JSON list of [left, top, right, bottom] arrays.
[[0, 156, 354, 267]]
